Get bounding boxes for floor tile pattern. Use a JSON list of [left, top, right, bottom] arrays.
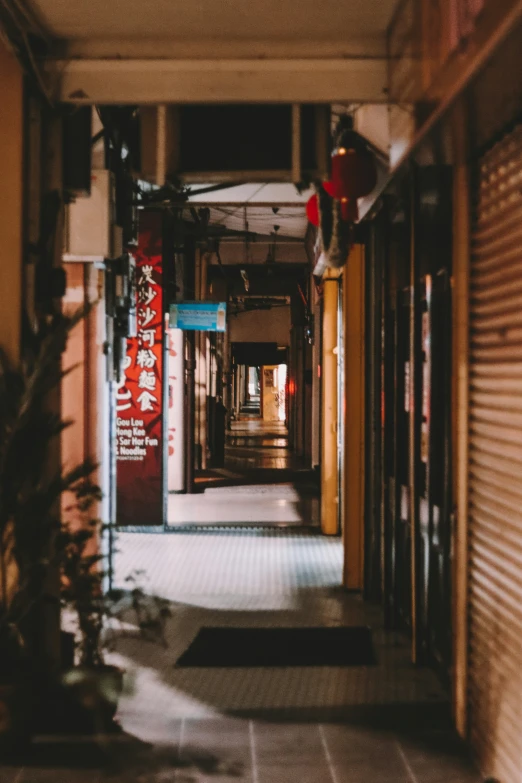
[[1, 511, 479, 782], [6, 720, 479, 783], [225, 421, 303, 471], [168, 484, 320, 527]]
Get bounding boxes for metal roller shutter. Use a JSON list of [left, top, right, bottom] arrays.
[[469, 124, 522, 782]]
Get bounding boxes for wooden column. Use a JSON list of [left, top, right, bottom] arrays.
[[0, 43, 23, 361], [343, 245, 366, 589], [452, 99, 471, 739], [321, 271, 340, 536]]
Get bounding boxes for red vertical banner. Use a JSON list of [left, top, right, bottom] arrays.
[[116, 211, 164, 526]]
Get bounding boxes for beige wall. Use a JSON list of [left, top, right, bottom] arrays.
[[262, 365, 280, 422], [216, 242, 309, 265], [0, 42, 23, 361], [61, 263, 107, 529], [229, 306, 291, 345]]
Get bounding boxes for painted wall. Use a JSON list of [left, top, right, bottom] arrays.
[[262, 366, 279, 421], [217, 242, 309, 265], [229, 306, 291, 345], [61, 263, 109, 529]]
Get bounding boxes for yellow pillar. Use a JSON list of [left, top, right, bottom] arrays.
[[0, 42, 23, 361], [321, 271, 340, 536], [0, 43, 22, 611], [343, 245, 366, 588]]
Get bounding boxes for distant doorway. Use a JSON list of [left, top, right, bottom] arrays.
[[261, 364, 287, 423]]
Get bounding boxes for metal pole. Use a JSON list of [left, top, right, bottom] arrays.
[[409, 167, 420, 665], [168, 328, 186, 492], [185, 332, 196, 494]]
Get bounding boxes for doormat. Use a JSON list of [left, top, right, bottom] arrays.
[[175, 626, 375, 667]]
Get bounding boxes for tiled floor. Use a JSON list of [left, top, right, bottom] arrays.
[[5, 724, 480, 783], [0, 474, 479, 782], [224, 420, 303, 471], [109, 530, 450, 727], [168, 483, 320, 527], [171, 420, 318, 528]]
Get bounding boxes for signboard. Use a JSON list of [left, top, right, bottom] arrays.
[[170, 302, 226, 332], [116, 211, 164, 526]]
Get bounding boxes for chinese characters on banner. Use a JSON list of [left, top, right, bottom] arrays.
[[116, 211, 164, 526]]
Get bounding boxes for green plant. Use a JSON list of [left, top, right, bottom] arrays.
[[57, 516, 126, 735], [0, 309, 97, 681], [117, 569, 172, 648], [58, 525, 172, 669], [58, 518, 106, 669]]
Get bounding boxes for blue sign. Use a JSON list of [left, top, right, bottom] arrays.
[[169, 302, 227, 332]]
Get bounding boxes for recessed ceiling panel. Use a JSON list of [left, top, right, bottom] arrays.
[[29, 0, 398, 41]]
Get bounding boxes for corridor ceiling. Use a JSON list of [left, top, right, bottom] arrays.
[[18, 1, 396, 240], [25, 0, 397, 103], [187, 183, 313, 240], [30, 0, 396, 51]]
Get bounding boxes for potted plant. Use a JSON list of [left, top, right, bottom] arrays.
[[0, 309, 98, 751], [57, 519, 173, 733], [116, 569, 172, 649], [0, 620, 31, 753], [58, 515, 124, 734]]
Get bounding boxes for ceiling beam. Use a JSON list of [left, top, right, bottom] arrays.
[[60, 38, 388, 60], [46, 57, 388, 104]]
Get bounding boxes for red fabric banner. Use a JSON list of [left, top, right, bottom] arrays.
[[116, 211, 164, 526]]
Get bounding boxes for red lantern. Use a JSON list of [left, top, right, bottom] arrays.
[[306, 194, 320, 226], [330, 146, 377, 201], [322, 181, 335, 198], [321, 183, 358, 222], [340, 198, 358, 223]]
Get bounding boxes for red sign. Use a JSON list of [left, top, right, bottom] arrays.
[[116, 211, 164, 526]]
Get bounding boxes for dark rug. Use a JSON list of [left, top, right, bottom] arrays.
[[175, 626, 375, 667]]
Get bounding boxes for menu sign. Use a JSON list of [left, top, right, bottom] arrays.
[[116, 211, 164, 526]]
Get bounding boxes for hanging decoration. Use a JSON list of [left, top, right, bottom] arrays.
[[306, 194, 320, 227], [307, 116, 377, 270], [316, 184, 353, 270], [329, 146, 377, 211]]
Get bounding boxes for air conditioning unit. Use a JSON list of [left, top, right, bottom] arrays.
[[63, 169, 122, 261]]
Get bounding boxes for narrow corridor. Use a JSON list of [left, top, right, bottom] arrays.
[[0, 423, 479, 782], [169, 420, 318, 529], [225, 421, 299, 472], [2, 524, 478, 783], [3, 0, 522, 777]]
